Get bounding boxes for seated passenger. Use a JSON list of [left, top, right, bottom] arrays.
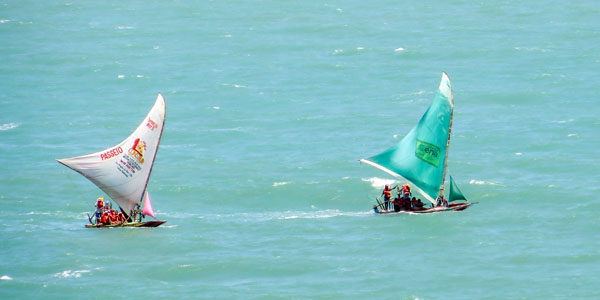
[[415, 198, 424, 209]]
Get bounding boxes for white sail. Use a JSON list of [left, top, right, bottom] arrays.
[[57, 94, 166, 216]]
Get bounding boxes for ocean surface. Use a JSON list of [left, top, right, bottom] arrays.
[[1, 0, 599, 299]]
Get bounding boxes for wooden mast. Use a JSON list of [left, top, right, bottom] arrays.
[[439, 74, 453, 199]]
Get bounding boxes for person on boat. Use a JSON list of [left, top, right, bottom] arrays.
[[436, 195, 449, 207], [393, 189, 404, 212], [410, 197, 418, 210], [381, 185, 392, 210], [414, 198, 425, 210], [94, 197, 104, 224], [401, 184, 411, 201]]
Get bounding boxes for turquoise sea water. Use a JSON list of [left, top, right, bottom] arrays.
[[1, 0, 599, 299]]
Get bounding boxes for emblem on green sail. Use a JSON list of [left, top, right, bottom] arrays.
[[415, 140, 441, 167]]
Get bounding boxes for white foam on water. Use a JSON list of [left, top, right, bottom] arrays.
[[222, 83, 246, 88], [469, 179, 500, 186], [117, 74, 125, 78], [53, 270, 90, 279], [0, 20, 9, 24], [273, 181, 290, 187], [276, 209, 370, 220], [24, 211, 51, 216], [554, 119, 574, 124], [394, 47, 405, 52], [116, 25, 134, 30], [1, 275, 12, 280], [210, 210, 370, 222], [0, 123, 19, 131], [362, 177, 396, 189]]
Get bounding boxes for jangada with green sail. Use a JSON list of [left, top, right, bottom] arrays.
[[57, 94, 167, 227], [360, 72, 475, 214]]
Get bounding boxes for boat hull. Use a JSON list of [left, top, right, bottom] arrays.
[[375, 202, 475, 214], [85, 220, 166, 228]]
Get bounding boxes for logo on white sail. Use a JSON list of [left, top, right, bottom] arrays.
[[415, 139, 441, 167], [146, 118, 157, 131], [129, 138, 146, 164]]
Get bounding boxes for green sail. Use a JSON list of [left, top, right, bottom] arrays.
[[360, 72, 454, 204], [449, 176, 468, 202]]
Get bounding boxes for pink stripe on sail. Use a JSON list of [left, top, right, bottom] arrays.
[[142, 191, 155, 218]]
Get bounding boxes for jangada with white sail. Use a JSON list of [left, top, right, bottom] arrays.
[[360, 73, 475, 214], [57, 94, 167, 227]]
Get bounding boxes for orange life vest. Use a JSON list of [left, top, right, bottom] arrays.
[[383, 186, 391, 198], [402, 185, 411, 196]]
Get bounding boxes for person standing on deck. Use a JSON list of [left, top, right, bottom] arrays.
[[436, 186, 448, 207], [94, 197, 104, 224], [381, 185, 392, 210], [400, 184, 411, 209]]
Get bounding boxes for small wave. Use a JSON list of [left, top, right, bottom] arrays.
[[209, 127, 246, 132], [1, 275, 12, 280], [210, 210, 370, 222], [514, 47, 549, 53], [394, 47, 405, 52], [273, 181, 290, 187], [0, 20, 9, 24], [554, 119, 574, 124], [222, 83, 246, 88], [24, 211, 51, 216], [0, 123, 19, 131], [115, 25, 134, 30], [53, 270, 90, 279], [362, 177, 396, 189], [469, 179, 500, 186], [277, 210, 370, 220]]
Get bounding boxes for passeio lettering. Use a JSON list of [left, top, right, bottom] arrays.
[[100, 147, 123, 160]]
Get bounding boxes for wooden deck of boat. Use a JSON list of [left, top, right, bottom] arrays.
[[85, 220, 166, 228], [375, 202, 475, 214]]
